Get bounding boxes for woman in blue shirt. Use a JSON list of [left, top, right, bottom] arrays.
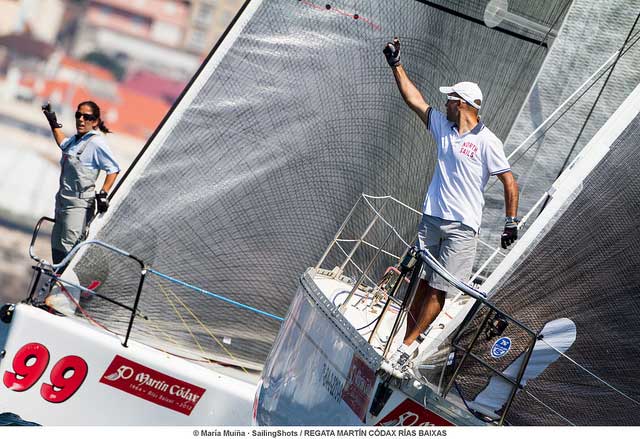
[[42, 101, 120, 264]]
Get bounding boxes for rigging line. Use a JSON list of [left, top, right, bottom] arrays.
[[158, 282, 251, 375], [538, 338, 640, 407], [360, 195, 412, 248], [144, 315, 182, 350], [477, 238, 506, 255], [507, 50, 620, 163], [135, 280, 191, 350], [361, 195, 505, 279], [333, 285, 402, 315], [53, 282, 208, 364], [539, 9, 640, 212], [154, 279, 248, 370], [359, 196, 455, 280], [52, 280, 189, 357], [53, 280, 117, 336], [130, 314, 235, 366], [147, 269, 284, 322], [492, 20, 640, 196], [153, 279, 209, 357], [50, 275, 148, 318], [357, 238, 403, 260], [555, 9, 640, 177], [362, 193, 422, 216], [483, 26, 640, 194], [334, 241, 379, 288], [522, 389, 576, 426], [356, 316, 379, 332], [361, 193, 506, 257], [144, 316, 210, 361]]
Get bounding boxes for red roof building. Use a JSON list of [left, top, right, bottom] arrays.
[[122, 70, 186, 104], [58, 56, 116, 82]]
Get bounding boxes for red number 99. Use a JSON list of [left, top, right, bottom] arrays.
[[2, 342, 50, 391], [40, 356, 88, 403]]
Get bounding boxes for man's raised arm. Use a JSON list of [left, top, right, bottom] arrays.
[[384, 38, 430, 125]]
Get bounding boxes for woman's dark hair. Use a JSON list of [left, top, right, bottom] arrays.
[[77, 100, 112, 134]]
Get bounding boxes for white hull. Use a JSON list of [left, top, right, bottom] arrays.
[[0, 304, 256, 425], [255, 269, 483, 426]]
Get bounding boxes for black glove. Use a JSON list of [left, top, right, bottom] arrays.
[[501, 217, 519, 249], [42, 102, 62, 129], [383, 37, 401, 67], [96, 190, 109, 214]]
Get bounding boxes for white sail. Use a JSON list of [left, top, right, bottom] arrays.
[[64, 0, 571, 371]]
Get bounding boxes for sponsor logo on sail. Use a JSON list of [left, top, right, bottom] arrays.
[[99, 355, 206, 415], [491, 336, 511, 358]]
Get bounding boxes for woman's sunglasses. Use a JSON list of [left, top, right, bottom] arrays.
[[75, 111, 97, 121]]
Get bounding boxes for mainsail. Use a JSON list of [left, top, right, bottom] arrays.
[[67, 0, 570, 369]]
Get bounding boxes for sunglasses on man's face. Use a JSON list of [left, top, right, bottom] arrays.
[[75, 111, 97, 121]]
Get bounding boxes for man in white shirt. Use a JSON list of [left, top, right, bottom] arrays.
[[383, 38, 520, 367]]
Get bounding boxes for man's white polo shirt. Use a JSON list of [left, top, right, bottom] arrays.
[[422, 108, 510, 232]]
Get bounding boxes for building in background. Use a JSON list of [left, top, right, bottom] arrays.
[[50, 54, 116, 89], [185, 0, 244, 54], [122, 70, 185, 104], [0, 0, 21, 37], [0, 32, 55, 75], [0, 0, 65, 44], [0, 0, 246, 139], [69, 0, 199, 81], [0, 31, 55, 101]]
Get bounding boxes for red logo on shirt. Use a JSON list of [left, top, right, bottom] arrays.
[[459, 141, 478, 159]]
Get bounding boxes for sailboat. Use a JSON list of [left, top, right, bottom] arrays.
[[1, 0, 638, 426], [254, 0, 640, 427], [255, 80, 640, 425]]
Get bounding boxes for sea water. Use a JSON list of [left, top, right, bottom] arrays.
[[0, 412, 39, 426]]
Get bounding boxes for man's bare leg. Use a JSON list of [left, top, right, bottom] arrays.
[[405, 278, 428, 340], [403, 280, 445, 345]]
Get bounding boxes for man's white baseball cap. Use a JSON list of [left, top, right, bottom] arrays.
[[439, 81, 482, 110]]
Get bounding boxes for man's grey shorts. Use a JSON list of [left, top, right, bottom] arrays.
[[417, 214, 477, 296]]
